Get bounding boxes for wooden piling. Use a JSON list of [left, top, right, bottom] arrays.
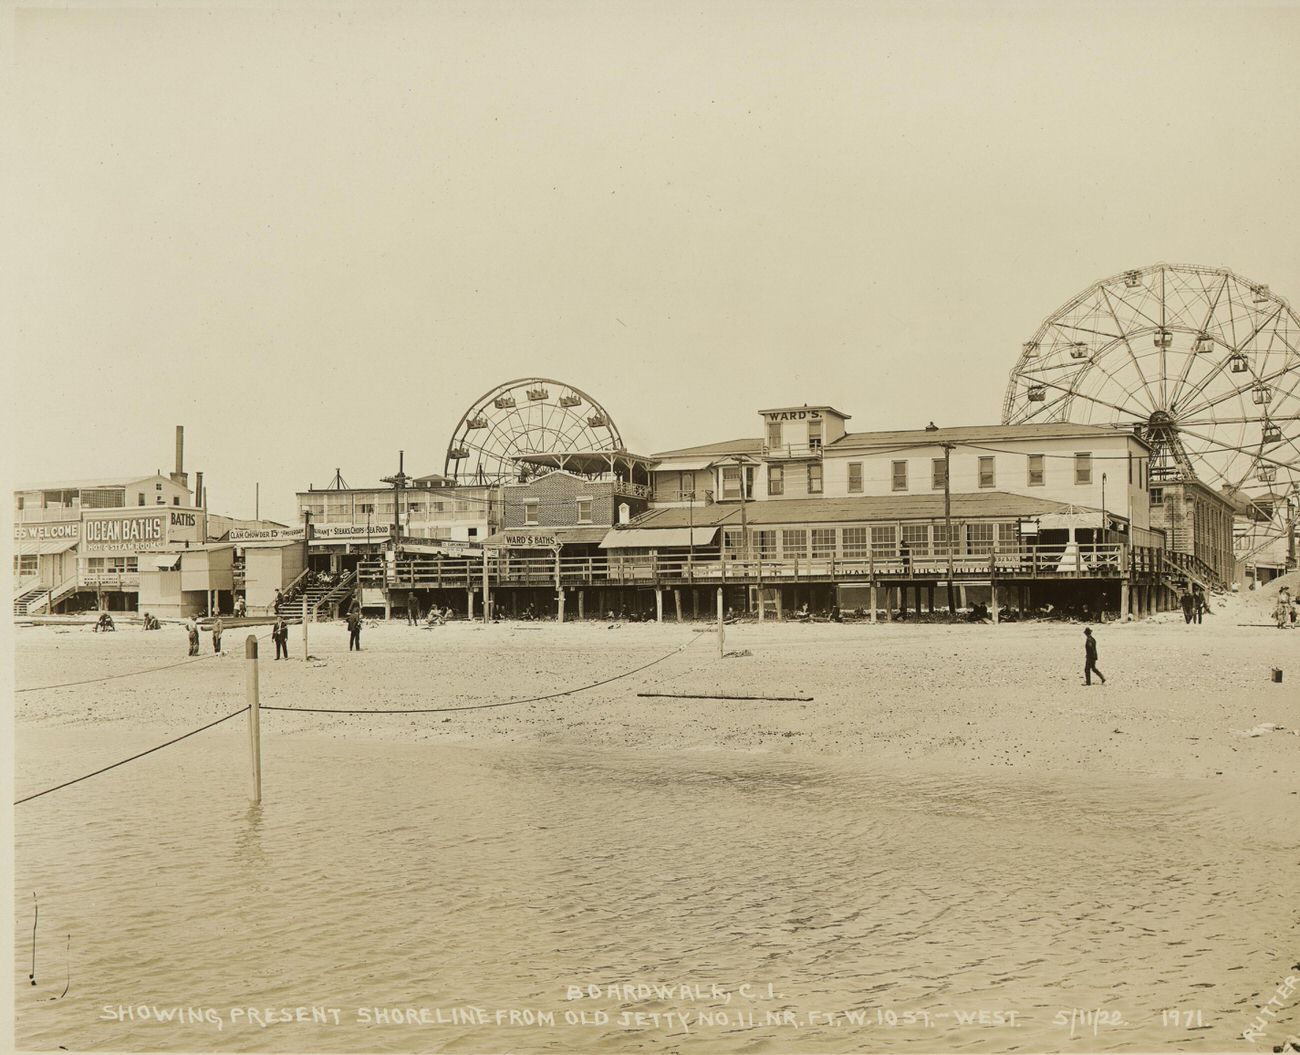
[[245, 635, 262, 804]]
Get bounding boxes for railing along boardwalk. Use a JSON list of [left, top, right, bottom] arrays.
[[357, 543, 1157, 589]]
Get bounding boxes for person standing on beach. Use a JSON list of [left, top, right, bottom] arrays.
[[272, 615, 289, 659], [1083, 627, 1106, 686], [185, 616, 200, 656], [347, 607, 362, 651], [1181, 591, 1195, 624], [408, 594, 420, 625], [211, 615, 224, 654]]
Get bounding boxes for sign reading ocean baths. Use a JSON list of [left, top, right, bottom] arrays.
[[80, 510, 203, 552]]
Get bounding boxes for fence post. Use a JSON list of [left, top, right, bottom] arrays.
[[717, 587, 725, 658], [302, 595, 309, 660], [245, 635, 262, 804]]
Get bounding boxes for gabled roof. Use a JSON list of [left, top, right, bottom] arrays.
[[627, 491, 1080, 529], [16, 473, 183, 492]]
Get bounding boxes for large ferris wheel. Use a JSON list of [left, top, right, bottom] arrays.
[[443, 377, 624, 485], [1003, 264, 1300, 555]]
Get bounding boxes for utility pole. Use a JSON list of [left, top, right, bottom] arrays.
[[941, 441, 957, 617]]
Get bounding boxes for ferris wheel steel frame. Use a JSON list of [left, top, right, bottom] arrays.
[[443, 377, 624, 485], [1002, 263, 1300, 561]]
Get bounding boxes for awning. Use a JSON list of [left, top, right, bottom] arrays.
[[152, 553, 182, 570], [599, 527, 720, 549], [16, 537, 78, 555], [653, 458, 715, 472]]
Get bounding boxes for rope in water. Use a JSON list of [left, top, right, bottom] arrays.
[[13, 707, 251, 805]]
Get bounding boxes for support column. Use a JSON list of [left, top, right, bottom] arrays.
[[992, 582, 1000, 624], [870, 583, 878, 623], [383, 590, 392, 621], [927, 585, 935, 614], [885, 586, 893, 622], [758, 589, 766, 622], [958, 585, 967, 611], [557, 589, 565, 623], [775, 589, 783, 621], [692, 589, 699, 620], [578, 590, 585, 621], [1121, 581, 1130, 622], [674, 588, 682, 622], [467, 588, 475, 621], [655, 587, 663, 623]]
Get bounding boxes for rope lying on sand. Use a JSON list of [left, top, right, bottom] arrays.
[[13, 707, 251, 806], [16, 631, 276, 694], [261, 629, 711, 715]]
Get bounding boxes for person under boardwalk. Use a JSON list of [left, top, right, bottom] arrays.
[[347, 607, 362, 651], [272, 615, 289, 659], [408, 594, 420, 625], [1083, 627, 1106, 686], [211, 616, 224, 654]]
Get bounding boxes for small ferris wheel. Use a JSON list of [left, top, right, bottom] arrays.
[[1003, 263, 1300, 555], [444, 377, 623, 485]]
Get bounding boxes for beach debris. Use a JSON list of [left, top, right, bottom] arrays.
[[724, 649, 752, 658], [637, 691, 814, 702], [1233, 723, 1287, 738]]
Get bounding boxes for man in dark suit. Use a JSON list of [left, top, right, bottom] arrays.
[[272, 616, 289, 660], [347, 608, 362, 651], [1084, 627, 1106, 686]]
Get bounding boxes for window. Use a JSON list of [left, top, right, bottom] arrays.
[[137, 494, 146, 506], [901, 524, 929, 556], [807, 464, 823, 494], [782, 529, 808, 559], [808, 419, 823, 449], [407, 502, 424, 514], [978, 456, 995, 488], [155, 482, 162, 491], [1127, 452, 1133, 485], [156, 496, 165, 504], [932, 458, 947, 490], [768, 465, 784, 496], [14, 554, 38, 577], [173, 496, 180, 505], [754, 529, 776, 558], [1150, 487, 1164, 507], [680, 471, 695, 500], [811, 529, 835, 559], [766, 421, 782, 449], [1075, 452, 1093, 485], [1028, 454, 1045, 486], [997, 523, 1019, 552], [524, 499, 539, 525], [16, 495, 23, 510], [841, 526, 869, 558], [721, 465, 742, 500], [722, 527, 744, 556], [359, 503, 375, 515], [871, 525, 897, 557], [967, 523, 994, 555], [892, 460, 908, 491], [576, 498, 592, 523], [848, 462, 863, 493], [933, 523, 958, 557], [468, 527, 478, 538]]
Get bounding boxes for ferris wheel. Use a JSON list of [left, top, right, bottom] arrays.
[[1003, 264, 1300, 552], [443, 377, 623, 484]]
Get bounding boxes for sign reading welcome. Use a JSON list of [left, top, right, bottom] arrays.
[[14, 522, 79, 542]]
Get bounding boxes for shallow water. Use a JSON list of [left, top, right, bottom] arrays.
[[13, 724, 1297, 1052]]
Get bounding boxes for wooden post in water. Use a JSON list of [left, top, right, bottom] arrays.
[[716, 587, 724, 658], [245, 635, 262, 804]]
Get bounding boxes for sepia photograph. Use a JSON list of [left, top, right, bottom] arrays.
[[5, 1, 1299, 1053]]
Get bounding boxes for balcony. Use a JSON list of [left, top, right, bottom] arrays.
[[761, 442, 823, 461]]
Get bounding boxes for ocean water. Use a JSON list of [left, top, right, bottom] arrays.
[[13, 724, 1297, 1052]]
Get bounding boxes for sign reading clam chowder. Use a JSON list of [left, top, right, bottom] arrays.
[[229, 526, 307, 542], [14, 522, 80, 542]]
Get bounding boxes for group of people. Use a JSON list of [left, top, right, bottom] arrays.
[[1180, 586, 1210, 624], [183, 615, 224, 655]]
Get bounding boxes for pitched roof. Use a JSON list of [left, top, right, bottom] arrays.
[[649, 437, 762, 460], [16, 473, 180, 492], [627, 491, 1081, 529]]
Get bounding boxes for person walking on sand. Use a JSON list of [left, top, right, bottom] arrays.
[[347, 607, 362, 651], [272, 615, 289, 659], [1181, 590, 1195, 624], [211, 615, 224, 654], [1274, 596, 1290, 630], [185, 615, 200, 656], [1083, 627, 1106, 686]]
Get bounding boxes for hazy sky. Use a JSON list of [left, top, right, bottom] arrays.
[[7, 1, 1300, 523]]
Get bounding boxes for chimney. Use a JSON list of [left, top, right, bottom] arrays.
[[195, 471, 204, 509], [171, 426, 188, 487]]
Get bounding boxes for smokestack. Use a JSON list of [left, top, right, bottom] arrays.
[[171, 425, 188, 487], [195, 471, 204, 509]]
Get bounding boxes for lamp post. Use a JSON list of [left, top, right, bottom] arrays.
[[941, 441, 957, 617]]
